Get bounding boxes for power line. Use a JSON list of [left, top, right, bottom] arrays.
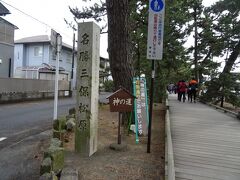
[[0, 0, 73, 41]]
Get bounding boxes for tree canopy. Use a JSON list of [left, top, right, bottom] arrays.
[[68, 0, 240, 104]]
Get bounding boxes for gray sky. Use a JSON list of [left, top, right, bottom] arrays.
[[1, 0, 217, 59], [1, 0, 109, 58]]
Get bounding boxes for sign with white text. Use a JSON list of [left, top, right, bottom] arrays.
[[147, 0, 165, 60], [133, 77, 149, 143], [107, 88, 135, 112]]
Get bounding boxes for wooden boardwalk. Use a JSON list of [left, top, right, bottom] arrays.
[[168, 94, 240, 180]]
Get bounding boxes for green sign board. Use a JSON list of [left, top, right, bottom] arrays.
[[133, 77, 149, 143]]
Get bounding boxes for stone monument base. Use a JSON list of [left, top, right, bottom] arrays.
[[109, 142, 127, 151]]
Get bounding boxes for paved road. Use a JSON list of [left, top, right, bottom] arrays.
[[0, 98, 76, 179], [0, 92, 111, 147], [0, 92, 111, 179], [0, 98, 76, 147]]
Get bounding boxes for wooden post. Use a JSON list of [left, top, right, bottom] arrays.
[[118, 112, 122, 144]]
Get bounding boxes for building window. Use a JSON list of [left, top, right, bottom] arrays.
[[34, 46, 43, 57]]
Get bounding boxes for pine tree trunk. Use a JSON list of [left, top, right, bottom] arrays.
[[221, 40, 240, 74], [106, 0, 134, 91], [205, 40, 240, 100]]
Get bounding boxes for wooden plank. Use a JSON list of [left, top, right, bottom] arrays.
[[175, 172, 224, 180], [173, 144, 240, 156], [172, 127, 240, 133], [173, 139, 240, 148], [171, 121, 240, 126], [172, 135, 240, 144], [174, 151, 240, 164], [172, 127, 240, 135], [172, 138, 240, 149], [175, 160, 240, 174], [175, 177, 193, 180], [175, 156, 240, 170], [175, 166, 240, 180], [172, 126, 240, 131], [173, 141, 240, 149], [173, 147, 240, 160]]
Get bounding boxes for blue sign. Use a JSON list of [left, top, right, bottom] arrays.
[[150, 0, 164, 12], [147, 0, 165, 60]]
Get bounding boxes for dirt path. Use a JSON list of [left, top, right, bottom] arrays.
[[64, 104, 165, 180]]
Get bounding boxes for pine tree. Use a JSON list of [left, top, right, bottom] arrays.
[[69, 1, 133, 91], [201, 0, 240, 104]]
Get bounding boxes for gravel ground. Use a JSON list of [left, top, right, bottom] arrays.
[[63, 104, 165, 180]]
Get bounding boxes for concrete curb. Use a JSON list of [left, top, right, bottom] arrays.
[[165, 97, 175, 180]]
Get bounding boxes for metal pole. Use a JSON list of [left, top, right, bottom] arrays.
[[53, 34, 62, 120], [147, 60, 155, 153], [137, 41, 141, 80], [70, 32, 75, 97], [8, 58, 11, 78]]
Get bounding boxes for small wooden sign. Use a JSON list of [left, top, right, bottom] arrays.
[[107, 88, 135, 112]]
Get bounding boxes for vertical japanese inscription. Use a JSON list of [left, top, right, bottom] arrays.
[[77, 30, 91, 134], [79, 35, 90, 80], [134, 77, 149, 137]]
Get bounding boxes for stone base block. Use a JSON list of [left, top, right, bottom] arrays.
[[109, 142, 127, 151], [39, 172, 58, 180], [44, 146, 64, 173], [61, 167, 78, 180]]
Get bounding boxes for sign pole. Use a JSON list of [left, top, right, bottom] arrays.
[[146, 0, 165, 153], [147, 60, 155, 153]]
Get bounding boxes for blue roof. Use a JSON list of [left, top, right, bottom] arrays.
[[0, 2, 10, 16]]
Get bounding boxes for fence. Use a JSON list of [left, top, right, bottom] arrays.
[[0, 78, 69, 93], [0, 78, 70, 103]]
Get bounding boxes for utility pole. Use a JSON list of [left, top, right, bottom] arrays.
[[53, 33, 62, 120], [70, 32, 76, 97]]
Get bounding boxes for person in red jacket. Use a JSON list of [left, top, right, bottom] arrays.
[[189, 78, 198, 103], [176, 80, 181, 101], [178, 80, 187, 102]]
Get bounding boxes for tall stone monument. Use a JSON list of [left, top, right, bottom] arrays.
[[75, 22, 100, 156]]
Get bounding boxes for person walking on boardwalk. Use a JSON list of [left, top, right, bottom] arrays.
[[189, 77, 198, 103], [186, 81, 191, 101], [176, 80, 181, 101], [178, 80, 187, 102]]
